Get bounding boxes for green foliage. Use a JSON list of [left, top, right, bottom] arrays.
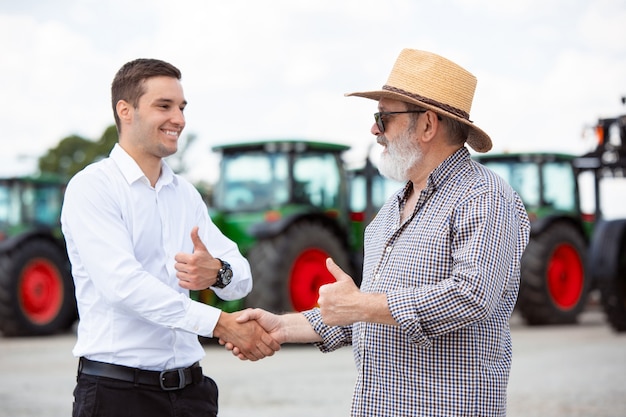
[[38, 125, 200, 184], [38, 125, 118, 178]]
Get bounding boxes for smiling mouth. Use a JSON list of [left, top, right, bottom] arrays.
[[162, 129, 179, 137]]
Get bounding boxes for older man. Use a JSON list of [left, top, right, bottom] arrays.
[[228, 48, 530, 417]]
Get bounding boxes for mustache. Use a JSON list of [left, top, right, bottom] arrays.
[[377, 135, 388, 146]]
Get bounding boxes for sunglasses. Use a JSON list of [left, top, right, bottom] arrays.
[[374, 110, 427, 133]]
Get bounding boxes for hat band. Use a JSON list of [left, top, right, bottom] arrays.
[[383, 85, 471, 121]]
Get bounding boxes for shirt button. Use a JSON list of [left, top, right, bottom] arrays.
[[374, 273, 381, 280], [386, 245, 392, 253]]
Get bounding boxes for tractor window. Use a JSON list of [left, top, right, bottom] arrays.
[[293, 153, 340, 209], [482, 161, 540, 208], [0, 184, 10, 224], [350, 174, 403, 212], [372, 176, 404, 208], [216, 152, 289, 211], [542, 162, 576, 211], [0, 180, 63, 233], [0, 182, 22, 226], [21, 185, 36, 223], [33, 185, 63, 225]]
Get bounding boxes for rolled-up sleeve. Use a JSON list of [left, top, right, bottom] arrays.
[[303, 308, 352, 352]]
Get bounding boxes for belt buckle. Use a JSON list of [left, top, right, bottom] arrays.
[[159, 368, 186, 391]]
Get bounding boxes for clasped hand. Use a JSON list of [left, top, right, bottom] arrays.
[[222, 258, 363, 360], [213, 311, 281, 361]]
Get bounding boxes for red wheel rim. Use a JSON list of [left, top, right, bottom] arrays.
[[547, 243, 584, 310], [19, 259, 63, 324], [289, 248, 335, 311]]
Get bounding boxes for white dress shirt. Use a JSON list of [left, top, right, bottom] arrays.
[[61, 144, 252, 370]]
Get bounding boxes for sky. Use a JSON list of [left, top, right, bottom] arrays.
[[1, 0, 625, 183]]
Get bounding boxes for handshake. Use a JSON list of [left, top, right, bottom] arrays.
[[213, 258, 369, 361]]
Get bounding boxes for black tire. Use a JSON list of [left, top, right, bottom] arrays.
[[244, 221, 352, 313], [590, 219, 626, 332], [0, 239, 77, 336], [517, 222, 590, 325]]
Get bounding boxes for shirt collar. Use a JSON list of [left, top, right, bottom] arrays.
[[426, 146, 470, 191], [110, 144, 177, 188], [397, 146, 470, 201]]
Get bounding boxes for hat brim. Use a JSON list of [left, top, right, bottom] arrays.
[[346, 89, 492, 153]]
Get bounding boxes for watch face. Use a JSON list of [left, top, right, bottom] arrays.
[[223, 269, 233, 284], [216, 260, 233, 288]]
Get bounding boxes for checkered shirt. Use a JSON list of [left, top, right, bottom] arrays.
[[304, 146, 530, 417]]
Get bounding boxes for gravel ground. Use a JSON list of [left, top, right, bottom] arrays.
[[1, 309, 625, 417]]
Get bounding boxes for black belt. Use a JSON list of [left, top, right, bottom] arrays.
[[78, 357, 203, 391]]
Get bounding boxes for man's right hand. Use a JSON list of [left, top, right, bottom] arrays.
[[220, 308, 322, 360], [212, 311, 280, 361], [220, 308, 286, 360]]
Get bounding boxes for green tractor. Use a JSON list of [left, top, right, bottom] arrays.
[[474, 152, 594, 325], [198, 140, 399, 313], [475, 105, 626, 328], [0, 175, 77, 336]]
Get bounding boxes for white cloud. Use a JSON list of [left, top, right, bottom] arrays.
[[0, 13, 112, 157], [1, 0, 625, 183], [580, 0, 626, 53]]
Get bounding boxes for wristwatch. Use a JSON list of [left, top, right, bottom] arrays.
[[214, 258, 233, 289]]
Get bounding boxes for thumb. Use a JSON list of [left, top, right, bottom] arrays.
[[235, 308, 258, 323], [326, 257, 351, 282], [190, 226, 209, 253]]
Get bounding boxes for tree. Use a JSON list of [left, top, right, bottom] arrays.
[[38, 125, 198, 179], [38, 125, 118, 178]]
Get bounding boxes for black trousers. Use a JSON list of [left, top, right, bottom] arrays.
[[72, 371, 219, 417]]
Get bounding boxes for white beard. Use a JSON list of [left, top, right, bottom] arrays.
[[377, 131, 422, 182]]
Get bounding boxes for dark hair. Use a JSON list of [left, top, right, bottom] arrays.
[[111, 58, 182, 132]]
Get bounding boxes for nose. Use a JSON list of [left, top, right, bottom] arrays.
[[172, 108, 186, 128], [371, 121, 382, 136]]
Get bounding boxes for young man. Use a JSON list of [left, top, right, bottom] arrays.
[[227, 49, 530, 417], [61, 58, 279, 417]]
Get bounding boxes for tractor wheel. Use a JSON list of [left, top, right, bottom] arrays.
[[590, 219, 626, 332], [517, 222, 589, 325], [245, 221, 352, 313], [0, 239, 77, 336]]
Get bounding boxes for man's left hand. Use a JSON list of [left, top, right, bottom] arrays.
[[318, 258, 362, 326], [174, 226, 220, 290]]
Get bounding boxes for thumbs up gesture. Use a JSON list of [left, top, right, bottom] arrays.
[[318, 258, 361, 326], [174, 226, 221, 290]]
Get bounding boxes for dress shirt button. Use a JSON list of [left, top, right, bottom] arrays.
[[386, 245, 392, 253], [374, 273, 381, 281]]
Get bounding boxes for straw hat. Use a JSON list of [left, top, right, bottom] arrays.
[[346, 48, 492, 153]]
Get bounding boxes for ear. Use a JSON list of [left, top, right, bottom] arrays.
[[116, 100, 132, 124], [420, 111, 440, 144]]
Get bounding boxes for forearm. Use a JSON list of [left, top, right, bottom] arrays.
[[280, 313, 323, 344], [360, 293, 397, 325], [319, 290, 397, 327]]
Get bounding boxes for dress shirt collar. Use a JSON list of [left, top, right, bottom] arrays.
[[427, 146, 470, 191], [397, 146, 470, 203], [110, 144, 177, 189]]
